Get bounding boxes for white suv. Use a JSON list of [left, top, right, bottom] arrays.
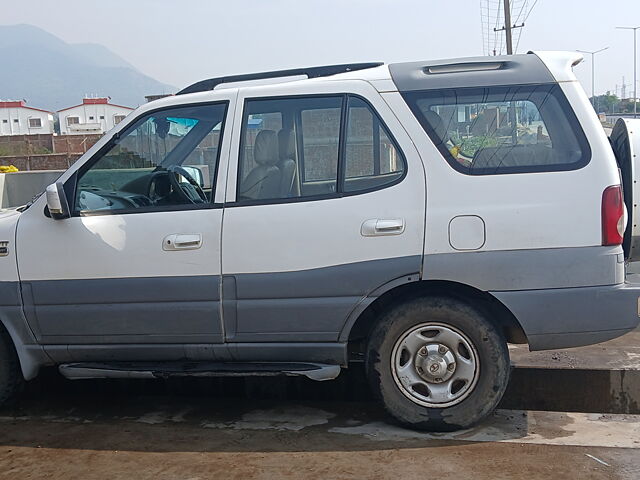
[[0, 51, 638, 431]]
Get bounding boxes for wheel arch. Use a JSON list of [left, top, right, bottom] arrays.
[[343, 279, 528, 360], [0, 313, 49, 381]]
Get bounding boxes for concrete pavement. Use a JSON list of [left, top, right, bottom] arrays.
[[1, 327, 639, 479], [504, 328, 640, 414], [0, 395, 639, 480]]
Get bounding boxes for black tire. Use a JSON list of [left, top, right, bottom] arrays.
[[0, 326, 23, 407], [366, 296, 510, 431]]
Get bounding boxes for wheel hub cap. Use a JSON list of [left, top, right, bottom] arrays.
[[415, 344, 456, 383], [391, 323, 480, 408]]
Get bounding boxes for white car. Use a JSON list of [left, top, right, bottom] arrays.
[[0, 51, 638, 431]]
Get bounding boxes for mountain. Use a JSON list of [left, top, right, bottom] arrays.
[[0, 24, 174, 112]]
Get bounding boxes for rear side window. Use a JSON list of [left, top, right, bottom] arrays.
[[403, 84, 590, 175], [344, 97, 404, 192]]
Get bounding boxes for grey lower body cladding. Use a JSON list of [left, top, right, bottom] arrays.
[[18, 256, 423, 346], [21, 275, 222, 344], [422, 245, 638, 350], [2, 246, 638, 370], [226, 256, 422, 342], [492, 283, 640, 350]]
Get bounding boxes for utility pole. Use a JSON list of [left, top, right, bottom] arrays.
[[577, 47, 609, 112], [494, 0, 524, 55], [503, 0, 513, 54], [617, 27, 640, 118]]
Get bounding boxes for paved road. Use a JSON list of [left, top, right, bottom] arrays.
[[0, 377, 639, 480], [509, 327, 640, 370]]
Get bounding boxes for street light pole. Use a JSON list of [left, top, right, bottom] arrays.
[[617, 26, 640, 118], [577, 47, 609, 112]]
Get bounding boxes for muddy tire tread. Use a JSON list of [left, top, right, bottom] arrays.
[[366, 295, 510, 432]]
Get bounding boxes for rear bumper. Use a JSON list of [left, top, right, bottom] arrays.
[[491, 282, 640, 351]]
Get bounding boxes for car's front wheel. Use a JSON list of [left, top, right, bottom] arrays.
[[366, 296, 510, 431]]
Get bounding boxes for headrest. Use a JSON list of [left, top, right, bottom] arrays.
[[278, 129, 296, 159], [254, 130, 279, 165], [423, 110, 447, 140]]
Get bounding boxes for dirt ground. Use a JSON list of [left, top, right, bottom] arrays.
[[0, 373, 639, 480]]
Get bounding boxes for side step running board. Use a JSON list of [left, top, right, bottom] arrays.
[[59, 361, 341, 382]]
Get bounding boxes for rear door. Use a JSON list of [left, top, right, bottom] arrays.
[[220, 80, 425, 346], [611, 118, 640, 261]]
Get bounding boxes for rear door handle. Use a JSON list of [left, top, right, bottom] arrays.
[[361, 218, 405, 237], [163, 233, 202, 251]]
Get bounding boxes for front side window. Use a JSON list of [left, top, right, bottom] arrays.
[[237, 95, 405, 202], [403, 84, 590, 175], [74, 103, 227, 215]]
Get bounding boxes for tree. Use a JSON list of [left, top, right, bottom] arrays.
[[589, 92, 620, 114]]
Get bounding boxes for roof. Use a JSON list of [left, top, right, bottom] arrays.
[[174, 51, 582, 98], [58, 98, 134, 113], [0, 100, 53, 114], [82, 98, 109, 105]]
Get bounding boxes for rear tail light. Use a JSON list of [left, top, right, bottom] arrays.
[[602, 185, 625, 246]]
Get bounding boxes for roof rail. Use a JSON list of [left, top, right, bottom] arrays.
[[176, 62, 384, 95]]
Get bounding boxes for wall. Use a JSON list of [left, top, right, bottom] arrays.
[[0, 134, 54, 155], [52, 134, 102, 154], [0, 108, 54, 136], [0, 154, 82, 171], [0, 170, 65, 208], [0, 133, 101, 171]]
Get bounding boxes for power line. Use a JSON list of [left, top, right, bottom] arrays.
[[523, 0, 540, 23], [481, 0, 540, 55], [493, 0, 525, 54]]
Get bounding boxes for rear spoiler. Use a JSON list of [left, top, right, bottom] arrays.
[[530, 51, 583, 82]]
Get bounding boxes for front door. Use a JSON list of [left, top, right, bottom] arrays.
[[221, 81, 425, 345], [16, 97, 234, 354]]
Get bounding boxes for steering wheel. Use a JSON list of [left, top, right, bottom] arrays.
[[166, 165, 207, 204]]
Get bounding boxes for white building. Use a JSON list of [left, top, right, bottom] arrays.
[[58, 98, 133, 135], [0, 101, 54, 136]]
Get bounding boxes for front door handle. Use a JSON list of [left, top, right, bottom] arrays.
[[361, 218, 405, 237], [163, 233, 202, 251]]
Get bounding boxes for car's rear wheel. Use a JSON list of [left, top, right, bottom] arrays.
[[0, 327, 23, 407], [366, 296, 510, 431]]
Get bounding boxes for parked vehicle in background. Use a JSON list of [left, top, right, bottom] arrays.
[[1, 51, 639, 431]]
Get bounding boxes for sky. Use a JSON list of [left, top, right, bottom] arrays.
[[3, 0, 640, 97]]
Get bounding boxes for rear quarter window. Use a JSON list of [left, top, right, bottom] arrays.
[[402, 84, 591, 175]]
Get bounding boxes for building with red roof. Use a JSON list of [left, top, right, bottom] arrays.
[[57, 97, 134, 135], [0, 100, 54, 136]]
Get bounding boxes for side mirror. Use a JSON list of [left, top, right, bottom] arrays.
[[45, 182, 70, 219]]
